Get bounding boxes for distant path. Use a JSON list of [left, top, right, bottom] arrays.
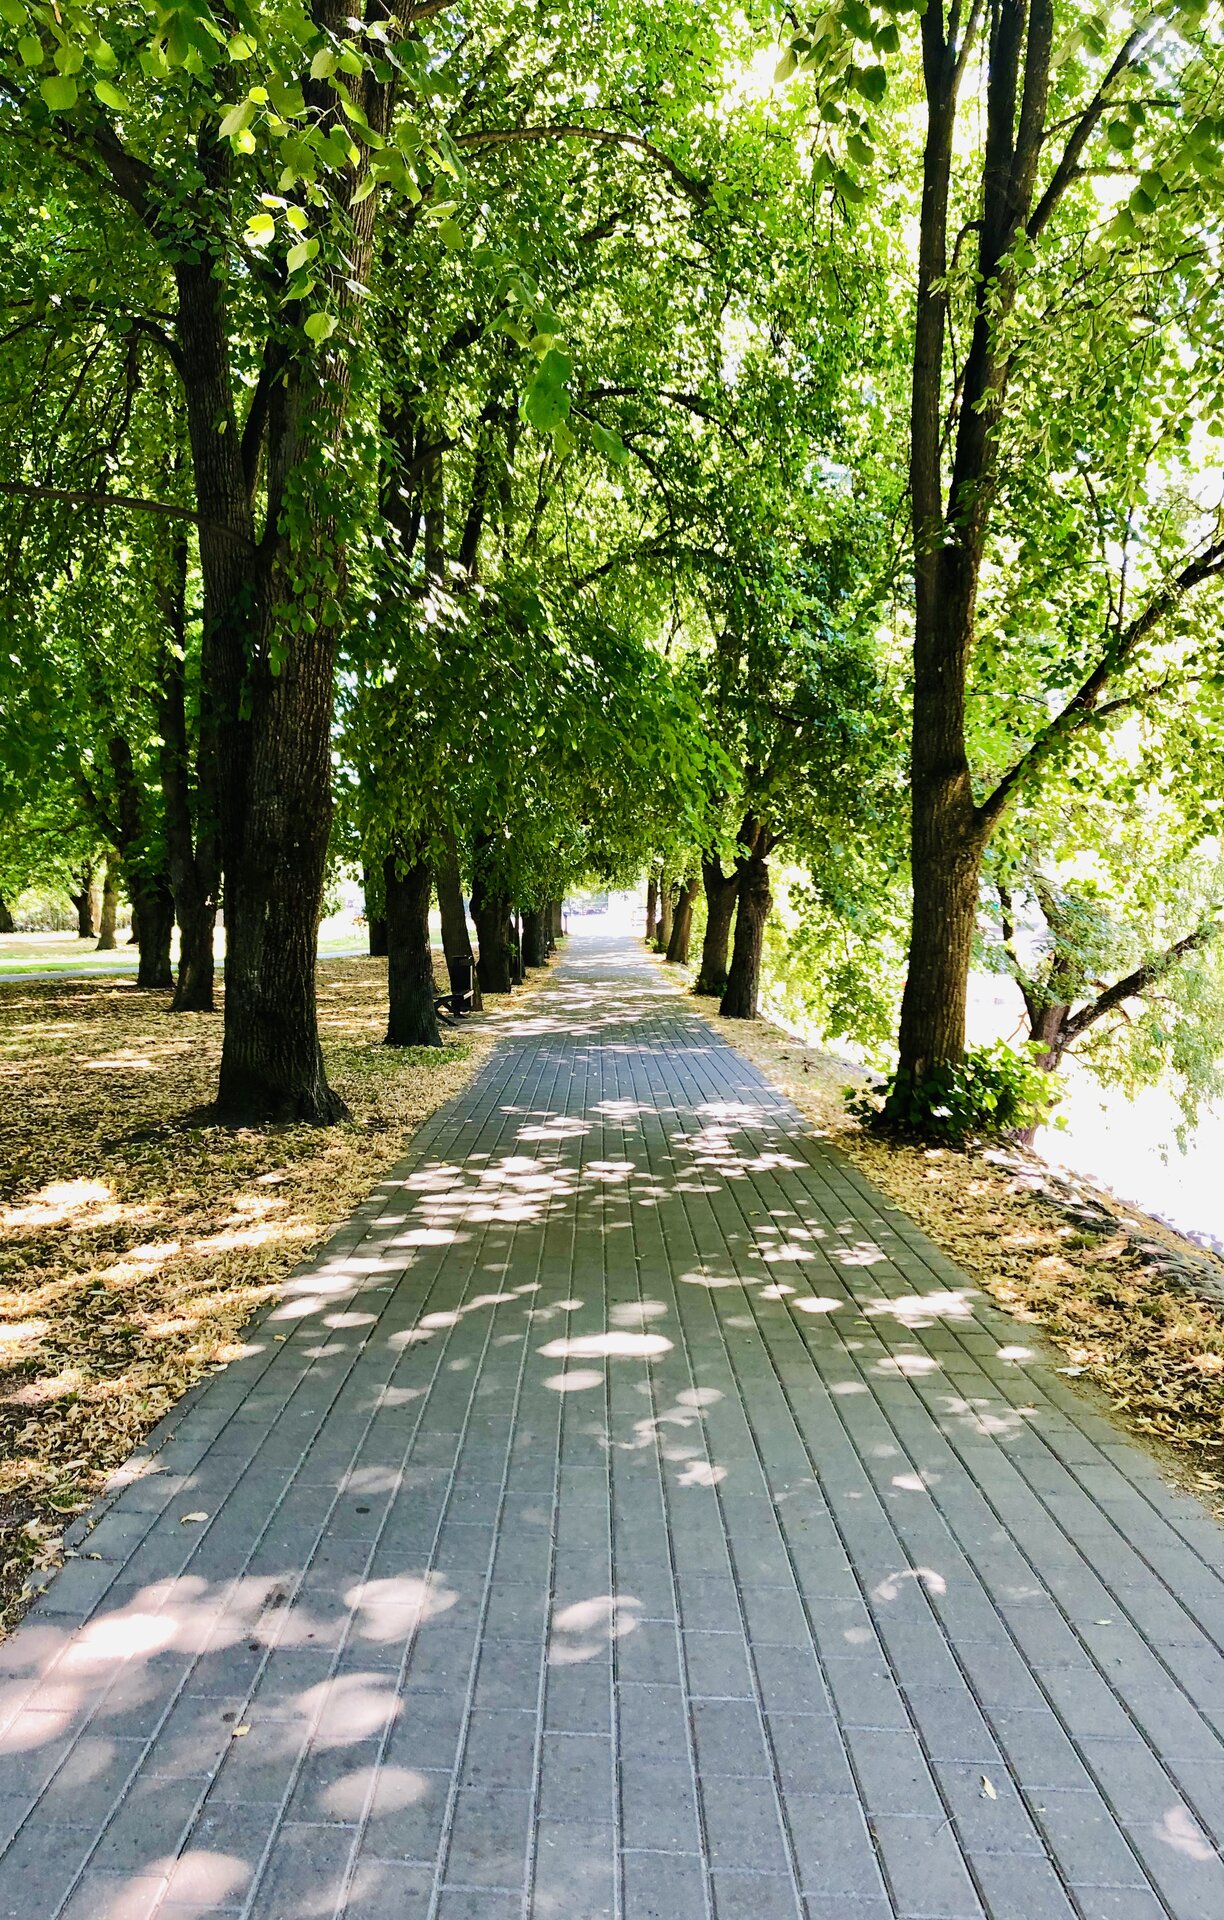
[[0, 927, 1221, 1919]]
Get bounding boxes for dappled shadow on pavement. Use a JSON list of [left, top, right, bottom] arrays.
[[0, 931, 1222, 1918]]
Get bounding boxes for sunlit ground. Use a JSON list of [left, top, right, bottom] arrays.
[[0, 908, 368, 975], [0, 953, 509, 1626]]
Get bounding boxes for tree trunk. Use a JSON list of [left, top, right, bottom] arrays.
[[130, 870, 175, 990], [128, 905, 140, 945], [655, 880, 675, 954], [96, 860, 119, 951], [665, 877, 699, 965], [1013, 1001, 1068, 1146], [522, 908, 548, 968], [385, 849, 441, 1048], [0, 895, 13, 935], [71, 865, 96, 939], [552, 899, 565, 941], [437, 829, 482, 1009], [645, 873, 658, 944], [694, 856, 740, 996], [471, 842, 513, 994], [174, 898, 216, 1013], [158, 515, 220, 1015], [895, 778, 986, 1078], [720, 846, 771, 1019], [362, 863, 388, 955]]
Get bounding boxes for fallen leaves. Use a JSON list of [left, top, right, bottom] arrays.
[[0, 956, 501, 1635]]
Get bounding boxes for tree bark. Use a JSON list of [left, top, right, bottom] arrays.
[[363, 863, 388, 956], [895, 803, 986, 1078], [70, 864, 96, 939], [130, 869, 175, 990], [665, 877, 699, 965], [471, 840, 513, 993], [694, 855, 740, 996], [720, 844, 771, 1019], [551, 899, 565, 941], [385, 849, 441, 1048], [437, 830, 482, 1010], [655, 880, 675, 954], [0, 896, 13, 935], [158, 511, 219, 1014], [522, 908, 548, 968], [645, 873, 658, 944], [96, 860, 119, 951]]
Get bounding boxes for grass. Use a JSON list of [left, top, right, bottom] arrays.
[[0, 955, 505, 1630], [0, 931, 367, 974], [680, 965, 1224, 1521]]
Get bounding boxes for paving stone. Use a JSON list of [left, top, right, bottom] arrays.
[[0, 932, 1219, 1920], [621, 1849, 707, 1920]]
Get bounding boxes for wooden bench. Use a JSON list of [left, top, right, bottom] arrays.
[[436, 956, 476, 1021]]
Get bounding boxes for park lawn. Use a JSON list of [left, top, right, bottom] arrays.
[[690, 982, 1224, 1522], [0, 957, 500, 1632], [0, 931, 367, 975]]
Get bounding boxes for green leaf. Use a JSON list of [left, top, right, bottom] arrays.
[[228, 32, 257, 60], [438, 218, 464, 250], [310, 48, 337, 79], [18, 33, 41, 66], [588, 421, 629, 465], [219, 97, 255, 139], [39, 73, 77, 110], [244, 211, 276, 247], [93, 79, 129, 112], [304, 310, 337, 343], [853, 65, 887, 104], [0, 0, 24, 26], [286, 237, 318, 273], [53, 41, 83, 75]]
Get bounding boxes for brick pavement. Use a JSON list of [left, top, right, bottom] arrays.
[[0, 927, 1222, 1919]]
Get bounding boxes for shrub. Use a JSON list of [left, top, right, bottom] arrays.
[[847, 1040, 1061, 1142]]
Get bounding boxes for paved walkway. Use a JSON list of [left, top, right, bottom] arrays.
[[1, 930, 1223, 1920]]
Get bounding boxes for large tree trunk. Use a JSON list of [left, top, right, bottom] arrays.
[[645, 873, 658, 944], [70, 865, 96, 939], [551, 899, 564, 942], [694, 856, 740, 997], [720, 844, 771, 1019], [96, 860, 119, 951], [385, 849, 441, 1048], [437, 830, 482, 1010], [665, 877, 699, 965], [895, 765, 985, 1078], [471, 840, 513, 994], [522, 908, 548, 968], [130, 870, 175, 990], [0, 895, 13, 935]]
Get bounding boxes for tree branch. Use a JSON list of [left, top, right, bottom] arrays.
[[0, 482, 254, 547], [1061, 920, 1224, 1046], [978, 531, 1224, 831], [453, 125, 710, 204]]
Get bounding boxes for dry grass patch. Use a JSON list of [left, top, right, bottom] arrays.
[[686, 973, 1224, 1519], [0, 956, 509, 1628]]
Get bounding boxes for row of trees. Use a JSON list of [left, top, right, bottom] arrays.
[[4, 1, 1224, 1136]]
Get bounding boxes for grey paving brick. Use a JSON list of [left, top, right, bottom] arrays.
[[444, 1786, 531, 1888], [0, 931, 1219, 1920], [621, 1848, 707, 1920]]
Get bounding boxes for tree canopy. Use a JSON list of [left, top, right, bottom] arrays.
[[2, 0, 1224, 1144]]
